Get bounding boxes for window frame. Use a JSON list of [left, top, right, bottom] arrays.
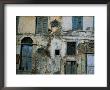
[[36, 16, 48, 34], [66, 42, 76, 56], [72, 16, 83, 31]]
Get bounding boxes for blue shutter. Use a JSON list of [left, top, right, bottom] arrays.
[[72, 16, 83, 30]]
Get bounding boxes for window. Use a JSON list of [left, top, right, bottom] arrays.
[[87, 54, 94, 74], [55, 50, 60, 55], [67, 42, 76, 55], [65, 61, 77, 74], [72, 16, 83, 30], [88, 40, 94, 48], [36, 16, 48, 34]]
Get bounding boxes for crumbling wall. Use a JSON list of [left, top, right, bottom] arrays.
[[62, 16, 72, 31], [16, 33, 94, 74], [16, 16, 94, 74], [83, 16, 94, 30]]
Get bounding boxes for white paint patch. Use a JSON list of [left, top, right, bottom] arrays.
[[83, 16, 94, 30], [62, 16, 72, 31]]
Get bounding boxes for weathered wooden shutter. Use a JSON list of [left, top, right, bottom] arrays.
[[37, 17, 42, 33], [72, 16, 83, 30], [37, 16, 48, 34]]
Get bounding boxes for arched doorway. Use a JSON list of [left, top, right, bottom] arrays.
[[19, 37, 33, 73]]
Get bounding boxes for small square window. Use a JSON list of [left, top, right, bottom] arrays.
[[55, 50, 60, 55]]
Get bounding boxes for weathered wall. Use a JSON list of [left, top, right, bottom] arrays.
[[16, 16, 94, 74], [83, 16, 94, 30], [18, 16, 36, 34], [48, 16, 62, 33], [62, 16, 72, 31], [62, 16, 94, 31]]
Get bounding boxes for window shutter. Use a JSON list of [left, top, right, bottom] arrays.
[[36, 16, 48, 34], [72, 16, 83, 30], [42, 17, 48, 33], [37, 17, 42, 33]]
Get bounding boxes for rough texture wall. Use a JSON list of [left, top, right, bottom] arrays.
[[18, 16, 36, 34], [16, 45, 21, 54], [50, 37, 62, 58], [83, 16, 94, 30], [62, 16, 72, 31], [48, 16, 62, 32], [16, 16, 94, 74]]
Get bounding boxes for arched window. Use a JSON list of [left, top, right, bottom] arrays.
[[19, 37, 33, 73], [21, 37, 33, 44]]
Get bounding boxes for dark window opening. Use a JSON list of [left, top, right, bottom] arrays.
[[88, 40, 94, 48], [67, 42, 76, 55], [21, 37, 33, 44], [55, 50, 60, 55]]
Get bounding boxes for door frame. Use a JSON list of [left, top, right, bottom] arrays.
[[64, 61, 77, 74]]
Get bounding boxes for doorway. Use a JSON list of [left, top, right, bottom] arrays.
[[65, 61, 77, 74], [19, 37, 33, 73], [87, 54, 94, 74]]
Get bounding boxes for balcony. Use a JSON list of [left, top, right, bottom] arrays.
[[62, 29, 94, 40]]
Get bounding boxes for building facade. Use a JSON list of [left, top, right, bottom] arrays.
[[16, 16, 94, 74]]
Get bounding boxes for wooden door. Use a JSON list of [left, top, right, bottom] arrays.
[[21, 44, 32, 72], [65, 61, 77, 74]]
